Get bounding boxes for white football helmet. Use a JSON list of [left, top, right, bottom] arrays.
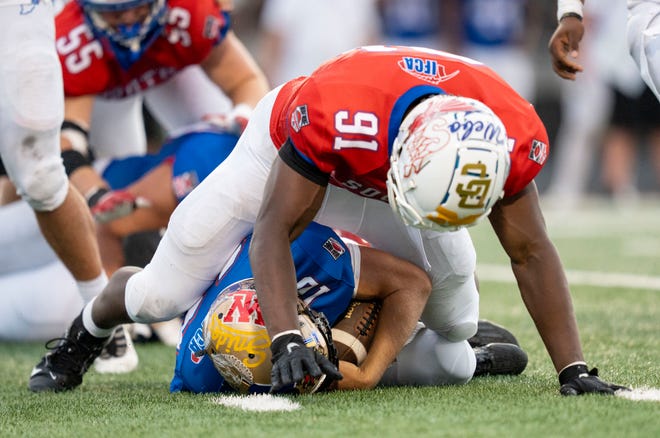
[[386, 94, 510, 231], [202, 279, 337, 394]]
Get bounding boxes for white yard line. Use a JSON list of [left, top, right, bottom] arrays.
[[477, 264, 660, 291]]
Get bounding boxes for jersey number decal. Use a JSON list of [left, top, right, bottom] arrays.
[[333, 110, 379, 151], [57, 24, 103, 74], [167, 7, 192, 47]]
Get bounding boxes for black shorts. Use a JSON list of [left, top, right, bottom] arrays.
[[610, 85, 660, 133]]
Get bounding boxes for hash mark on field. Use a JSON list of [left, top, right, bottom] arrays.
[[478, 264, 660, 291]]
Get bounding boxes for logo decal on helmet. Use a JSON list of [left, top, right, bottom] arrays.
[[455, 163, 493, 209], [386, 95, 510, 232], [398, 57, 460, 85]]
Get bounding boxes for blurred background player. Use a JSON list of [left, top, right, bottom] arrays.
[[257, 0, 380, 87], [545, 0, 660, 207], [0, 0, 107, 341], [549, 0, 659, 101], [442, 0, 540, 104]]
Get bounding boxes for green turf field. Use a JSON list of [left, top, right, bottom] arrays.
[[1, 199, 659, 437]]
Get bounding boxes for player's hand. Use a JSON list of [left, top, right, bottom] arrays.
[[548, 16, 585, 80], [269, 332, 342, 393], [202, 103, 251, 136], [87, 188, 149, 223], [559, 364, 630, 396]]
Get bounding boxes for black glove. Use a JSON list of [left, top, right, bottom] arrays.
[[270, 333, 342, 393], [559, 364, 630, 396]]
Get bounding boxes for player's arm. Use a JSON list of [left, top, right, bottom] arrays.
[[338, 246, 431, 390], [201, 31, 270, 108], [61, 95, 104, 196], [548, 0, 585, 80], [250, 155, 341, 391], [489, 181, 627, 395]]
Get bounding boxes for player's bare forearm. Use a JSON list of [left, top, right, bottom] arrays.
[[249, 224, 300, 336], [490, 183, 584, 372], [344, 247, 431, 389], [512, 244, 585, 372], [250, 158, 326, 337]]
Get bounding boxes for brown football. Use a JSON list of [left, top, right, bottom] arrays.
[[331, 299, 381, 365]]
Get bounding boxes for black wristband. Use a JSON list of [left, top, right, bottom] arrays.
[[560, 12, 583, 21], [558, 363, 589, 385], [61, 149, 91, 176], [86, 187, 110, 208]]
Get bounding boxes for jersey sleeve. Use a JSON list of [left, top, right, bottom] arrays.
[[284, 77, 389, 179], [500, 105, 549, 197], [185, 0, 231, 50]]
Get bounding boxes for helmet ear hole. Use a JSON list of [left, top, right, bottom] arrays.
[[386, 95, 510, 231]]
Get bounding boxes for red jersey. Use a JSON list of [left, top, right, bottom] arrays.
[[55, 0, 229, 98], [271, 46, 549, 199]]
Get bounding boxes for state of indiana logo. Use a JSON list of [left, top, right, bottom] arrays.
[[398, 56, 459, 85]]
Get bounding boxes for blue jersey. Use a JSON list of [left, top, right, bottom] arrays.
[[170, 222, 357, 393], [102, 124, 238, 202]]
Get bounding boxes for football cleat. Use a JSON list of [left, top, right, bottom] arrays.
[[468, 320, 520, 348], [94, 325, 139, 374], [473, 342, 528, 377], [28, 314, 109, 392]]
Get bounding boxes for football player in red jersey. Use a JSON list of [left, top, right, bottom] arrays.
[[28, 46, 628, 396], [53, 0, 269, 219]]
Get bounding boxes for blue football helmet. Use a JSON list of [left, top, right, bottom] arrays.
[[79, 0, 168, 69]]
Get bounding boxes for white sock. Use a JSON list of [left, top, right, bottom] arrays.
[[82, 298, 115, 338], [76, 271, 109, 304]]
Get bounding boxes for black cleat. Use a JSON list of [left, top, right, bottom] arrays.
[[28, 314, 110, 392], [473, 342, 528, 377], [468, 320, 520, 348]]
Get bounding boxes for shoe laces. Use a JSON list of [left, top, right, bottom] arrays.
[[43, 333, 107, 374]]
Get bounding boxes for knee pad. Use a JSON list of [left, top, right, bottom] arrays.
[[421, 273, 479, 341], [11, 139, 68, 212], [380, 328, 475, 386], [125, 268, 180, 323]]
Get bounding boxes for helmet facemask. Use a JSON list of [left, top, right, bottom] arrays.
[[80, 0, 168, 69]]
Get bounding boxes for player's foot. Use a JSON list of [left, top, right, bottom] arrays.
[[28, 314, 109, 392], [473, 342, 528, 377], [468, 320, 519, 348], [94, 325, 139, 374]]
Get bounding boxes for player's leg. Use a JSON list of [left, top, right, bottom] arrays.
[[0, 2, 106, 304]]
